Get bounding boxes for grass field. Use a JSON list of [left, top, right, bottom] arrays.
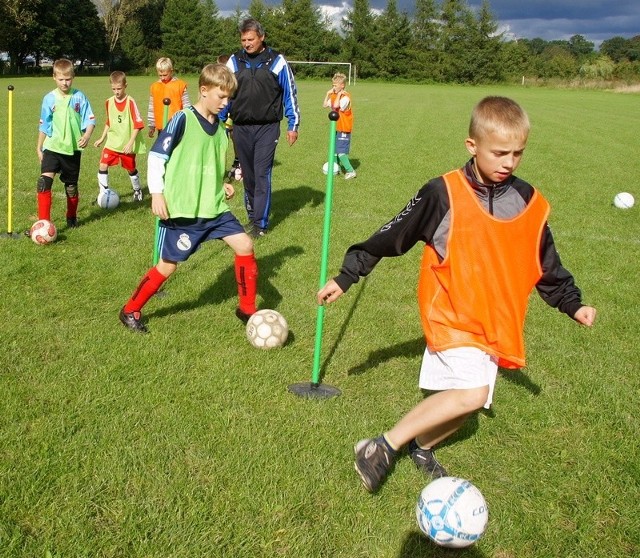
[[0, 75, 638, 557]]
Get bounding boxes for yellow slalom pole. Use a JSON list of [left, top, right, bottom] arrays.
[[2, 84, 20, 239]]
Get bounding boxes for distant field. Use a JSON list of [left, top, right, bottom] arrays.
[[0, 76, 638, 557]]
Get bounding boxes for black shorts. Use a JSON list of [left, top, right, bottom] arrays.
[[41, 150, 82, 184]]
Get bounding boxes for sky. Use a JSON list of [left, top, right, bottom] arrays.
[[222, 0, 640, 47]]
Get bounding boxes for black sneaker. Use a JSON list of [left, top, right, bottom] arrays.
[[235, 307, 253, 324], [354, 436, 396, 493], [133, 189, 143, 202], [119, 307, 148, 333], [408, 439, 448, 478], [66, 217, 79, 228], [248, 225, 267, 239]]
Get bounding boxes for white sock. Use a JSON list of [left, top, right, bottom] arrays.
[[129, 172, 141, 191], [97, 172, 109, 190]]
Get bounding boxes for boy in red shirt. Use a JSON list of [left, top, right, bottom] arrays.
[[318, 96, 596, 493], [93, 71, 145, 201]]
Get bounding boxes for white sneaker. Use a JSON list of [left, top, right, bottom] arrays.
[[344, 171, 357, 180], [133, 189, 144, 202]]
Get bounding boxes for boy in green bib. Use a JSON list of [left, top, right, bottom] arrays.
[[120, 64, 258, 333], [36, 58, 95, 228]]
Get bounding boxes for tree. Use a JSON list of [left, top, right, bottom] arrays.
[[375, 0, 412, 79], [0, 0, 42, 71], [161, 0, 223, 73], [341, 0, 377, 78], [93, 0, 147, 63], [410, 0, 441, 80], [568, 34, 594, 60]]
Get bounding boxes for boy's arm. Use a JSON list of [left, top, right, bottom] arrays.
[[93, 124, 109, 147], [123, 127, 140, 154], [535, 225, 594, 321], [148, 94, 156, 136], [322, 181, 447, 297]]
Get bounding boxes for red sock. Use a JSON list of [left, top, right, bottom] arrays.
[[37, 191, 52, 220], [66, 195, 79, 219], [235, 253, 258, 314], [124, 267, 168, 313]]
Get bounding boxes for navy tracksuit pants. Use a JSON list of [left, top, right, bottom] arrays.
[[232, 122, 280, 231]]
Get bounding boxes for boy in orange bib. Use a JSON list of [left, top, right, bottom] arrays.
[[317, 96, 596, 493]]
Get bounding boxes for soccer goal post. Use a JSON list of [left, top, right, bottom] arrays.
[[287, 61, 354, 84]]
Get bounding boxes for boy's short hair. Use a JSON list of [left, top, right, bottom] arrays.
[[199, 64, 237, 96], [53, 58, 74, 77], [332, 73, 347, 84], [109, 71, 126, 85], [156, 57, 174, 72], [469, 96, 530, 141], [216, 54, 230, 65]]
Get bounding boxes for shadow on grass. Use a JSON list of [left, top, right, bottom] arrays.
[[148, 245, 304, 319], [269, 185, 326, 231], [397, 531, 488, 558], [81, 189, 148, 228], [317, 277, 369, 384], [498, 368, 541, 395]]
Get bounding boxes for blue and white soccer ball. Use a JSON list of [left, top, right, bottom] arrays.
[[97, 188, 120, 209], [416, 477, 488, 548]]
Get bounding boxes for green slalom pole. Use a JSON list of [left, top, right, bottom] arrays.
[[288, 111, 341, 399], [152, 98, 171, 266]]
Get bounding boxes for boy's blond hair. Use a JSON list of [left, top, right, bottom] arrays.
[[156, 57, 174, 72], [332, 73, 347, 85], [469, 96, 530, 141], [199, 63, 237, 96], [109, 71, 127, 85], [53, 58, 74, 77]]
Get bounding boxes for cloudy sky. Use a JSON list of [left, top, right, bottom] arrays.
[[224, 0, 640, 47]]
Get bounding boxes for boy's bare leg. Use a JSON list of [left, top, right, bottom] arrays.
[[385, 386, 489, 450]]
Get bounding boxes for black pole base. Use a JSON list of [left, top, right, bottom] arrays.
[[288, 382, 341, 399], [0, 232, 22, 239]]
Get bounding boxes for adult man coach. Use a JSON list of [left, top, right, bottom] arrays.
[[221, 18, 301, 238]]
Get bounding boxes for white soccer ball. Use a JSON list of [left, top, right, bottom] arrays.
[[416, 477, 488, 548], [613, 192, 634, 209], [322, 161, 340, 175], [246, 309, 289, 349], [97, 188, 120, 209], [30, 219, 57, 245]]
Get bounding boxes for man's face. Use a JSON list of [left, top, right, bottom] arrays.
[[241, 30, 265, 54]]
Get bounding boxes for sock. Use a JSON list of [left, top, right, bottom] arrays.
[[129, 171, 141, 191], [37, 191, 52, 220], [66, 195, 79, 219], [338, 153, 354, 173], [381, 434, 399, 453], [98, 171, 109, 190], [415, 438, 432, 451], [124, 267, 168, 313], [234, 253, 258, 315]]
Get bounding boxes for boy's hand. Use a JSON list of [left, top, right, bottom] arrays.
[[223, 183, 235, 200], [317, 279, 344, 305], [148, 127, 156, 138], [77, 135, 90, 148], [93, 137, 104, 148], [151, 193, 169, 220], [123, 140, 134, 154], [574, 306, 596, 327]]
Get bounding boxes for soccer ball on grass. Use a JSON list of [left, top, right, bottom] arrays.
[[246, 309, 289, 349], [322, 162, 340, 176], [613, 192, 634, 209], [416, 476, 488, 548], [97, 188, 120, 209], [30, 219, 57, 245]]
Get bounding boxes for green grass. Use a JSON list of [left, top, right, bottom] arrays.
[[0, 76, 639, 557]]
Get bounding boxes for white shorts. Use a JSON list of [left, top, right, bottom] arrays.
[[419, 346, 498, 409]]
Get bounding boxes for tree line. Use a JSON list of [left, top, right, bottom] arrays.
[[1, 0, 639, 84]]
